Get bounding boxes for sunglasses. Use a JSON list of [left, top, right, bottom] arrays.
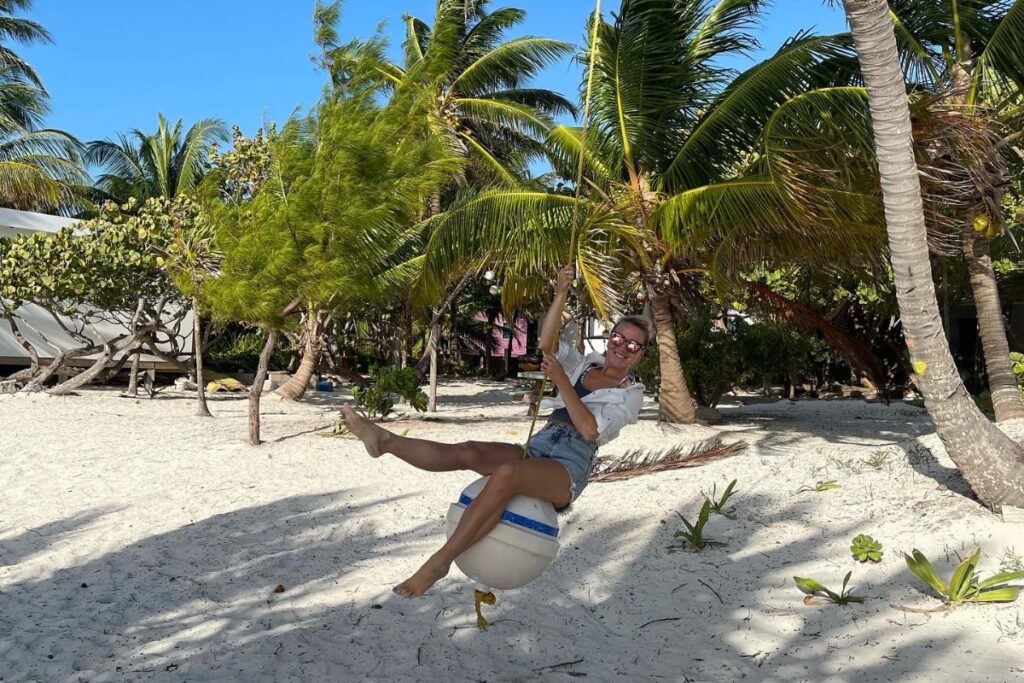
[[609, 331, 645, 354]]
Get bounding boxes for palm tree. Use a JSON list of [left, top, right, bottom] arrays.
[[421, 0, 856, 423], [342, 0, 576, 184], [0, 71, 87, 212], [86, 114, 228, 203], [878, 0, 1024, 421], [0, 3, 87, 213], [839, 0, 1024, 508], [86, 115, 226, 409], [0, 0, 51, 89], [308, 0, 574, 407]]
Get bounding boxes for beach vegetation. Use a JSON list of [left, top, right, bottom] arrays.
[[794, 571, 864, 605], [671, 499, 725, 551], [850, 534, 883, 563], [905, 548, 1024, 606]]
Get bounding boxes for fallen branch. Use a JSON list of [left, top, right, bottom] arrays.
[[589, 438, 745, 482]]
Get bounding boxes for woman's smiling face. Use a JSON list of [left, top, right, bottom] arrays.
[[605, 322, 647, 369]]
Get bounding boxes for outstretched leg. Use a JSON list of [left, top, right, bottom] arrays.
[[393, 458, 572, 598], [341, 404, 522, 474]]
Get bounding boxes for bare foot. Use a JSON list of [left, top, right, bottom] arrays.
[[341, 404, 388, 458], [392, 559, 450, 598]]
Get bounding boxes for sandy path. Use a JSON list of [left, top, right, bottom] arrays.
[[1, 383, 1022, 682]]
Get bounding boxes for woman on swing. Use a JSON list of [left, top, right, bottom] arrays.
[[342, 265, 649, 597]]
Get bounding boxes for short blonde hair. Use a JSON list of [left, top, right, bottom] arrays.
[[612, 315, 652, 345]]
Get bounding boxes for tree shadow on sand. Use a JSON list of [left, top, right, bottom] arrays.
[[0, 490, 444, 680]]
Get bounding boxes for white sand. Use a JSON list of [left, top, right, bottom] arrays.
[[1, 382, 1023, 682]]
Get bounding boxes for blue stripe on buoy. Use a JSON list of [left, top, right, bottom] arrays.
[[458, 494, 559, 538]]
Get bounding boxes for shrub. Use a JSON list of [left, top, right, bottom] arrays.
[[352, 365, 427, 418], [634, 316, 828, 407], [206, 329, 291, 373]]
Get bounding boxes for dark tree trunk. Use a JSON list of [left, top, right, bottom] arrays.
[[249, 330, 278, 446], [962, 227, 1024, 421]]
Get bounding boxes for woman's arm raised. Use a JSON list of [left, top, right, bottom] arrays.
[[538, 264, 574, 354]]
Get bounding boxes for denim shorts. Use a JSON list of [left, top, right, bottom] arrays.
[[526, 422, 599, 505]]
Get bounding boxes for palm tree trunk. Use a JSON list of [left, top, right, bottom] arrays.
[[276, 310, 319, 401], [843, 0, 1024, 508], [427, 193, 444, 408], [427, 322, 439, 411], [192, 297, 213, 417], [963, 226, 1024, 421], [649, 284, 697, 423], [948, 46, 1024, 422], [249, 330, 278, 446]]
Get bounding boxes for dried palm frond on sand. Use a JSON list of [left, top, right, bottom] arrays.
[[589, 438, 745, 483]]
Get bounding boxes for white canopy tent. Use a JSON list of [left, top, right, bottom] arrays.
[[0, 208, 190, 371]]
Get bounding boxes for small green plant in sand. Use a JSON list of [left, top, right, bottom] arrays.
[[862, 451, 890, 470], [794, 571, 864, 605], [702, 479, 738, 519], [796, 480, 841, 493], [905, 549, 1024, 606], [851, 534, 883, 563], [671, 500, 725, 551]]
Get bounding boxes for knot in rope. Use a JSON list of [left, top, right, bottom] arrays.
[[473, 589, 496, 630]]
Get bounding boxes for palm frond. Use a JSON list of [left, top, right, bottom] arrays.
[[686, 0, 765, 67], [453, 36, 573, 95], [887, 7, 943, 88], [544, 124, 615, 186], [662, 32, 855, 191], [175, 117, 228, 194], [589, 438, 746, 482], [458, 130, 521, 185], [588, 1, 699, 179], [971, 0, 1024, 104], [454, 97, 553, 137], [402, 14, 432, 67]]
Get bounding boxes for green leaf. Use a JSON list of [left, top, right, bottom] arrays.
[[905, 549, 948, 596], [976, 570, 1024, 590], [973, 588, 1020, 603], [794, 576, 827, 595], [949, 550, 981, 602]]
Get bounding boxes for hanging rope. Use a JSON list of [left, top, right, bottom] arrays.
[[472, 0, 602, 634], [473, 587, 497, 630], [518, 0, 602, 463]]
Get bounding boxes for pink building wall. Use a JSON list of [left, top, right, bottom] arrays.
[[470, 312, 528, 357]]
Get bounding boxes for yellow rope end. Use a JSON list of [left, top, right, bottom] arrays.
[[474, 589, 496, 631]]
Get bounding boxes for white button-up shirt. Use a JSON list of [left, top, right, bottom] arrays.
[[538, 342, 646, 447]]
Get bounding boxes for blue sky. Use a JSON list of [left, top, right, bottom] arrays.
[[20, 1, 848, 145]]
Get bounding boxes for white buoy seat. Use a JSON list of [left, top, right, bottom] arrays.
[[446, 476, 560, 590]]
